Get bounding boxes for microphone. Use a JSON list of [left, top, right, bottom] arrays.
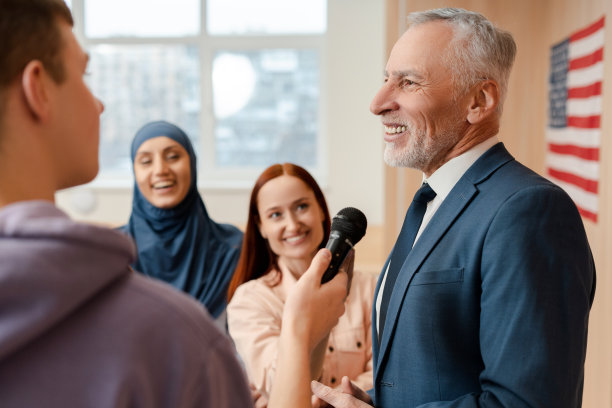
[[320, 207, 367, 283]]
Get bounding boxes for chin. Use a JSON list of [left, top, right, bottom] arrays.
[[384, 148, 407, 168]]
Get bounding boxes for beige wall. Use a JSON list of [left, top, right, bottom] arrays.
[[385, 0, 612, 406]]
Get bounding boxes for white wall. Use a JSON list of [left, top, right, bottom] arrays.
[[56, 0, 386, 230]]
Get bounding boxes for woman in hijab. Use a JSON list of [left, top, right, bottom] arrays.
[[120, 120, 243, 324]]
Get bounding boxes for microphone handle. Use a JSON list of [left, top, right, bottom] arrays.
[[320, 233, 354, 283]]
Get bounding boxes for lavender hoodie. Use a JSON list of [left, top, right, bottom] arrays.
[[0, 201, 251, 408]]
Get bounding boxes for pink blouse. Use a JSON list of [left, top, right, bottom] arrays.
[[227, 268, 376, 397]]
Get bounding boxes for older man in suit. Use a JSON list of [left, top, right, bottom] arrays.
[[311, 8, 595, 408]]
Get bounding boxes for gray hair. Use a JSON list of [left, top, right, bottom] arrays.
[[407, 8, 516, 113]]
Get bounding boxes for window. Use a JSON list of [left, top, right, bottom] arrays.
[[68, 0, 326, 184]]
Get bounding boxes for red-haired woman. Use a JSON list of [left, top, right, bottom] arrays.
[[227, 163, 375, 404]]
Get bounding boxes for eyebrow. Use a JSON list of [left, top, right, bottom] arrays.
[[385, 69, 426, 82], [136, 145, 182, 156], [262, 196, 311, 213]]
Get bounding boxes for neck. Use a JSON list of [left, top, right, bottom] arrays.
[[0, 156, 57, 208], [0, 122, 58, 209], [423, 122, 499, 177]]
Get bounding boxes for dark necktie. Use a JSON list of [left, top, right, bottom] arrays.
[[379, 182, 436, 339]]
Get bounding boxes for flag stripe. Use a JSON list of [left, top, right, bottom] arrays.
[[567, 61, 604, 88], [569, 30, 604, 58], [548, 143, 599, 161], [546, 128, 600, 148], [566, 115, 600, 128], [566, 95, 602, 116], [578, 208, 598, 222], [567, 81, 602, 98], [547, 151, 599, 180], [570, 16, 605, 42], [547, 168, 598, 193], [548, 16, 603, 223], [569, 47, 604, 70]]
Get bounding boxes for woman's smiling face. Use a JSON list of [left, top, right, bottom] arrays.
[[134, 136, 191, 209], [256, 174, 326, 267]]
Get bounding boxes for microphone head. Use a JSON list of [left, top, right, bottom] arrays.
[[330, 207, 367, 245]]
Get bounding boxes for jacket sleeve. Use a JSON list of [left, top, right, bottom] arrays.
[[418, 185, 595, 407]]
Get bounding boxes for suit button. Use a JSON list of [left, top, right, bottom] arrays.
[[357, 341, 362, 348], [331, 377, 337, 384], [328, 346, 334, 352]]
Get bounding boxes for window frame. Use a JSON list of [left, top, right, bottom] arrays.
[[69, 0, 328, 189]]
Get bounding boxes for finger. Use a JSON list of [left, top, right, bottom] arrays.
[[305, 248, 332, 283], [340, 376, 353, 394], [312, 394, 330, 408], [311, 380, 350, 406], [255, 395, 268, 408], [250, 389, 262, 400], [311, 381, 334, 401], [311, 394, 323, 408], [339, 376, 372, 404]]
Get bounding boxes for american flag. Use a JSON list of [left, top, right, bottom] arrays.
[[547, 16, 605, 223]]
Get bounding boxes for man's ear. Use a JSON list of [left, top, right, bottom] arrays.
[[466, 80, 499, 124], [21, 60, 52, 122]]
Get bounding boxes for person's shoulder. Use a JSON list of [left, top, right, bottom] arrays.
[[120, 272, 223, 345], [498, 161, 577, 203], [481, 157, 573, 202], [347, 269, 378, 306], [351, 269, 378, 291], [477, 159, 586, 232], [228, 272, 286, 320], [115, 274, 252, 407], [229, 273, 278, 304]]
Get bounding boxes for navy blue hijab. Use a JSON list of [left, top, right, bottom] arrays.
[[121, 121, 243, 318]]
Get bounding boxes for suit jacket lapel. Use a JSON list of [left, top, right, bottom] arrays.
[[373, 143, 514, 381]]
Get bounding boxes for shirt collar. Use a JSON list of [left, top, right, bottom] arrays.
[[424, 136, 499, 201]]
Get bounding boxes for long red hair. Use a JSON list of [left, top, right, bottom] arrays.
[[227, 163, 331, 301]]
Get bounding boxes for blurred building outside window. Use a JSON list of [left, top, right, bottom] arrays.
[[66, 0, 326, 186]]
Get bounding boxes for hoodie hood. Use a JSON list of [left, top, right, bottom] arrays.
[[0, 201, 136, 362]]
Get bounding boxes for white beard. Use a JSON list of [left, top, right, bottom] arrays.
[[383, 113, 465, 172]]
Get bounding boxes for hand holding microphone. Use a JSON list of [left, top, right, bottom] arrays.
[[320, 207, 367, 284]]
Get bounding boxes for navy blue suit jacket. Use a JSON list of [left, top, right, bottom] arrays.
[[372, 143, 596, 407]]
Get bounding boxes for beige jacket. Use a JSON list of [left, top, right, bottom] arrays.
[[228, 268, 376, 396]]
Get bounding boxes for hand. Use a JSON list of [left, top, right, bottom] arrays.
[[268, 249, 349, 408], [311, 377, 374, 408], [250, 383, 268, 408], [282, 248, 348, 352], [311, 393, 331, 408]]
